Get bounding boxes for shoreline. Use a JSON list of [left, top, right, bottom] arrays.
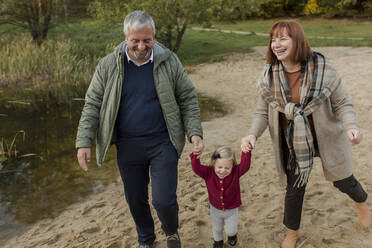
[[3, 46, 372, 248]]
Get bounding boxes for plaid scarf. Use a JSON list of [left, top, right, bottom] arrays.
[[258, 52, 340, 187]]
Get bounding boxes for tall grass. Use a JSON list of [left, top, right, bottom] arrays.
[[0, 35, 94, 102]]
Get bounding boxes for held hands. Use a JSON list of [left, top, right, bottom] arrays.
[[347, 129, 362, 144], [77, 147, 91, 171], [191, 135, 204, 158], [241, 134, 256, 152]]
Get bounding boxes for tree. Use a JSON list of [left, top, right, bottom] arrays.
[[0, 0, 53, 46], [304, 0, 330, 15], [363, 0, 372, 14], [133, 0, 213, 52], [54, 0, 90, 20], [335, 0, 372, 14], [88, 0, 129, 25], [88, 0, 213, 53], [317, 0, 372, 16], [259, 0, 308, 18], [212, 0, 263, 21]]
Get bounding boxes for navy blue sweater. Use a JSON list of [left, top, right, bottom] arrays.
[[115, 55, 168, 142]]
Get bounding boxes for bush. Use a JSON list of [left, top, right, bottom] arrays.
[[0, 35, 94, 102]]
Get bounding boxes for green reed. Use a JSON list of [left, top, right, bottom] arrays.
[[0, 35, 94, 103], [0, 130, 42, 170]]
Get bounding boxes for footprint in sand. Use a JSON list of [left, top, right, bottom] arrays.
[[309, 209, 326, 225], [195, 219, 210, 247], [81, 201, 106, 215]]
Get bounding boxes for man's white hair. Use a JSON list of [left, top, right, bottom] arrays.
[[123, 10, 155, 37]]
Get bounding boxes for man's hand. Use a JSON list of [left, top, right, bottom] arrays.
[[77, 147, 91, 171], [191, 135, 204, 157], [347, 129, 362, 144], [241, 134, 256, 152]]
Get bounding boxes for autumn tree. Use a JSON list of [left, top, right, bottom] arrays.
[[212, 0, 262, 21], [328, 0, 372, 15], [303, 0, 372, 17], [0, 0, 55, 46], [258, 0, 307, 18], [88, 0, 212, 53]]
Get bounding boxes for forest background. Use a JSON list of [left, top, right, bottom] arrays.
[[1, 0, 372, 104]]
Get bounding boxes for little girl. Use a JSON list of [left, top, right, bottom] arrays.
[[190, 146, 251, 248]]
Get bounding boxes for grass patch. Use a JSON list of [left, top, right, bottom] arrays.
[[209, 18, 372, 47], [178, 29, 260, 65]]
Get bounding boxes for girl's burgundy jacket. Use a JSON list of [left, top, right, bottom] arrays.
[[190, 151, 251, 210]]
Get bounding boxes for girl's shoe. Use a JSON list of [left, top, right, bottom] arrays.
[[213, 240, 224, 248], [227, 235, 238, 246]]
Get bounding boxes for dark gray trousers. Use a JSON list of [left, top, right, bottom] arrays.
[[116, 137, 179, 246]]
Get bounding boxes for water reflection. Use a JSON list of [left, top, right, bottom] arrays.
[[0, 94, 226, 242], [0, 101, 119, 242]]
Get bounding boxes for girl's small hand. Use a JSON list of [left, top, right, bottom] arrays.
[[241, 135, 256, 152], [347, 129, 362, 144]]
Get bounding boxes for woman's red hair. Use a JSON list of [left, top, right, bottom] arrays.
[[266, 20, 313, 65]]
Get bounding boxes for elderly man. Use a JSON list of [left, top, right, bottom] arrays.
[[76, 10, 204, 248]]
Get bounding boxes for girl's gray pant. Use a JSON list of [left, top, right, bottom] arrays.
[[210, 204, 238, 241]]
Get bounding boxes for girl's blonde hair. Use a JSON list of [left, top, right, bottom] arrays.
[[210, 146, 237, 167]]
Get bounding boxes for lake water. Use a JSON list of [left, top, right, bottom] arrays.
[[0, 95, 225, 242]]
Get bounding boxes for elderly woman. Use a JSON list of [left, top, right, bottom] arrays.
[[241, 20, 371, 248]]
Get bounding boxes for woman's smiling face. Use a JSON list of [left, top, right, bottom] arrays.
[[270, 28, 294, 64]]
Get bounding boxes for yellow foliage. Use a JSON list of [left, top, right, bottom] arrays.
[[304, 0, 334, 15], [304, 0, 321, 15]]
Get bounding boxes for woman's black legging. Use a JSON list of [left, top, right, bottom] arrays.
[[281, 130, 367, 230], [283, 169, 367, 230]]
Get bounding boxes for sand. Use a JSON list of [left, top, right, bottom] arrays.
[[3, 47, 372, 248]]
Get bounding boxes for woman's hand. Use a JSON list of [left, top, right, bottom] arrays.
[[241, 134, 257, 152], [347, 129, 362, 144]]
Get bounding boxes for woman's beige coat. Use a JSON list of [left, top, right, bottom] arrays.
[[248, 64, 360, 187]]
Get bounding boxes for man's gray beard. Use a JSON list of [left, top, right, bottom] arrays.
[[134, 49, 149, 61]]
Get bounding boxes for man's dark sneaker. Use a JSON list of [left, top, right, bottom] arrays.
[[227, 234, 238, 246], [167, 233, 181, 248], [213, 240, 224, 248]]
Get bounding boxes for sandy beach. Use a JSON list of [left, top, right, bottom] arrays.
[[3, 46, 372, 248]]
